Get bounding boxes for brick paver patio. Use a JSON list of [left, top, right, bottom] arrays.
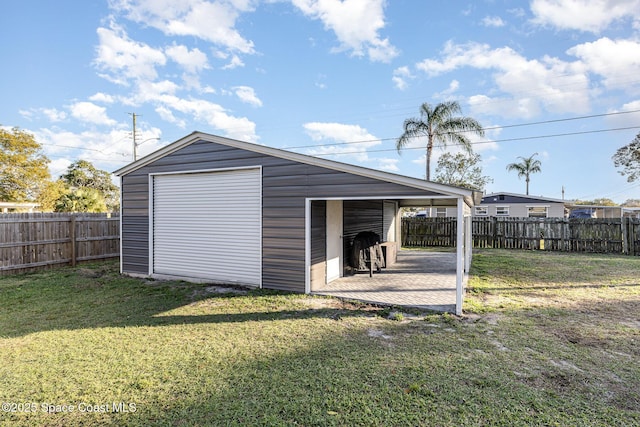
[[313, 250, 457, 312]]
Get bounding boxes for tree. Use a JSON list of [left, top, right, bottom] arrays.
[[396, 101, 485, 181], [433, 152, 493, 191], [0, 127, 50, 202], [574, 198, 617, 206], [59, 160, 119, 211], [55, 188, 108, 213], [36, 180, 67, 212], [612, 132, 640, 182], [506, 153, 542, 195], [621, 199, 640, 207]]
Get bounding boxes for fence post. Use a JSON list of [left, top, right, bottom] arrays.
[[622, 217, 629, 255], [491, 217, 497, 248], [70, 215, 76, 267]]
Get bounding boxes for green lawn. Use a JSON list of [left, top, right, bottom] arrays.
[[0, 251, 638, 426]]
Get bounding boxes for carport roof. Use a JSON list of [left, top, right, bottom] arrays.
[[114, 131, 478, 206]]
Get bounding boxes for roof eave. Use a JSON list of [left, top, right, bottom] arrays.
[[114, 131, 474, 203]]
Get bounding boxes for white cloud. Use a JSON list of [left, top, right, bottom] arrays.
[[434, 80, 460, 99], [303, 122, 380, 162], [110, 0, 256, 54], [416, 41, 591, 117], [377, 158, 399, 172], [482, 16, 505, 27], [42, 108, 67, 122], [606, 100, 640, 127], [69, 102, 117, 126], [392, 66, 413, 91], [221, 54, 244, 69], [89, 92, 116, 104], [94, 22, 166, 85], [125, 80, 180, 105], [36, 127, 163, 170], [567, 37, 640, 92], [165, 44, 210, 73], [233, 86, 262, 107], [291, 0, 398, 62], [157, 95, 258, 142], [530, 0, 640, 33], [155, 105, 186, 127]]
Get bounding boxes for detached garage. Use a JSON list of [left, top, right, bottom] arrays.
[[114, 132, 477, 314]]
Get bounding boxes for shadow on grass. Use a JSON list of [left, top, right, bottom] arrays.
[[113, 306, 639, 427], [0, 262, 371, 338]]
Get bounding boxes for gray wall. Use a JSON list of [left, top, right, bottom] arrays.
[[121, 139, 440, 292], [475, 203, 565, 218]]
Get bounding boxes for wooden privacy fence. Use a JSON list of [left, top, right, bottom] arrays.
[[402, 217, 640, 255], [0, 213, 120, 274]]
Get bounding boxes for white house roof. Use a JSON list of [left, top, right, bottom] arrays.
[[114, 131, 479, 205]]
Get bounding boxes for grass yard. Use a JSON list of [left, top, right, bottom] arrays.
[[0, 250, 638, 426]]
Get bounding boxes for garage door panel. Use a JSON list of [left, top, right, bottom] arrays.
[[152, 168, 261, 286]]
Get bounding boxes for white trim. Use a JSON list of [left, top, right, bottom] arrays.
[[456, 197, 464, 316], [306, 195, 461, 202], [305, 194, 470, 300], [475, 206, 488, 216], [305, 199, 311, 294], [148, 165, 260, 177], [495, 206, 510, 216], [119, 176, 123, 274], [148, 176, 154, 276], [464, 214, 472, 273]]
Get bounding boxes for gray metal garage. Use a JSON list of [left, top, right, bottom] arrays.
[[114, 132, 477, 314]]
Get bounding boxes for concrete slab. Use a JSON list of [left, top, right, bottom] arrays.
[[312, 250, 457, 313]]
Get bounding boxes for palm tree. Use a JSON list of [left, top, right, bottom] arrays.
[[396, 101, 485, 181], [506, 153, 542, 195]]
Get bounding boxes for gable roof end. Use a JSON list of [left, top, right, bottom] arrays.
[[114, 131, 476, 205]]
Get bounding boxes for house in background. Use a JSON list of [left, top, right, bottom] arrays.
[[413, 207, 458, 218], [0, 202, 40, 213], [623, 208, 640, 218], [474, 192, 566, 218], [565, 204, 622, 219]]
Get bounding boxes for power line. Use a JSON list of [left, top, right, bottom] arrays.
[[296, 125, 640, 157], [279, 109, 640, 151]]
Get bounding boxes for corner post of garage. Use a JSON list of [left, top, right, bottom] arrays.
[[455, 197, 464, 316], [465, 213, 472, 273]]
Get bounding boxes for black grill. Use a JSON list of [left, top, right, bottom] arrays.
[[350, 231, 385, 276]]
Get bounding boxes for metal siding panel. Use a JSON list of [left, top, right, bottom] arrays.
[[152, 168, 261, 285], [343, 200, 383, 274], [120, 140, 451, 291]]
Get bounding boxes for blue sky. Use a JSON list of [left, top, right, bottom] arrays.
[[2, 0, 640, 203]]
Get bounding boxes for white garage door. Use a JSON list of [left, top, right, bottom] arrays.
[[151, 168, 261, 286]]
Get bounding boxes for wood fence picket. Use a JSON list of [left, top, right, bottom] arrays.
[[402, 216, 640, 256], [0, 213, 120, 274]]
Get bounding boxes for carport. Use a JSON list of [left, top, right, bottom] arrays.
[[306, 195, 475, 315]]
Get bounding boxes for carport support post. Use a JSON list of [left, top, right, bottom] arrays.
[[455, 198, 464, 316]]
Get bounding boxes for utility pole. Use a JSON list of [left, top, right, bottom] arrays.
[[129, 112, 140, 161]]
